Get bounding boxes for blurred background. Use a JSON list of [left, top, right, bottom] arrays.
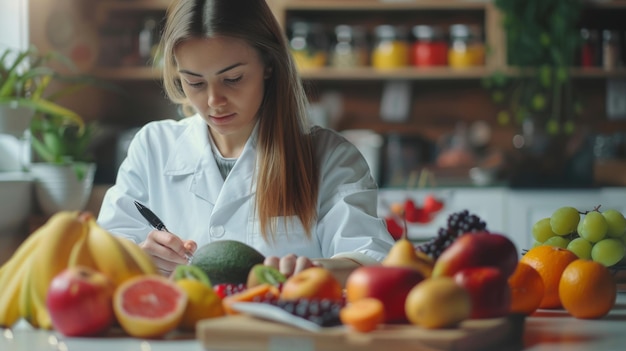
[[3, 0, 626, 188], [2, 1, 626, 257]]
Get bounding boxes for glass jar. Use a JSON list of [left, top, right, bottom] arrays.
[[289, 21, 328, 70], [448, 24, 485, 68], [411, 25, 448, 67], [330, 25, 368, 68], [371, 25, 409, 69], [138, 17, 157, 64], [579, 28, 599, 68], [602, 29, 620, 70]]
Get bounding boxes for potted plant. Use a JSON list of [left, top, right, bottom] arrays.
[[0, 45, 83, 138], [484, 0, 594, 187], [28, 116, 98, 216], [2, 45, 115, 215]]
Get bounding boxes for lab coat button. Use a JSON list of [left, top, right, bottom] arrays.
[[210, 225, 225, 237]]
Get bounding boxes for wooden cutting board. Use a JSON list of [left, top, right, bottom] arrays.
[[197, 314, 525, 351]]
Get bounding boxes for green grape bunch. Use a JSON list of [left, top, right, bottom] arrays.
[[531, 205, 626, 267]]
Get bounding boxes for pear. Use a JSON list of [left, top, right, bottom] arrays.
[[382, 238, 434, 278]]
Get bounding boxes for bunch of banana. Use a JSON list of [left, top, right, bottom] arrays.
[[0, 211, 157, 329], [79, 217, 157, 287], [0, 211, 82, 328]]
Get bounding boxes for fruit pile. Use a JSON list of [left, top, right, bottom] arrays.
[[342, 229, 519, 332], [531, 206, 626, 267], [0, 211, 162, 335], [2, 208, 619, 338], [219, 265, 345, 326], [340, 207, 620, 333], [518, 245, 616, 319], [0, 211, 230, 338], [0, 215, 348, 337]]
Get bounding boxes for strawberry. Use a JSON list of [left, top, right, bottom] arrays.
[[385, 216, 404, 240], [404, 199, 431, 223], [423, 194, 444, 214]]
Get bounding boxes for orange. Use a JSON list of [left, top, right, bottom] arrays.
[[559, 259, 617, 319], [508, 262, 544, 315], [340, 298, 385, 333], [520, 245, 577, 309], [113, 275, 187, 338]]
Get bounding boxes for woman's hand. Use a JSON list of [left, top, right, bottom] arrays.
[[263, 254, 318, 278], [139, 230, 197, 276]]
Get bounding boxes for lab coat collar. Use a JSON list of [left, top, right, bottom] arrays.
[[163, 114, 259, 205], [163, 115, 210, 176]]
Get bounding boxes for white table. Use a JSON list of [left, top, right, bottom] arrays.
[[3, 293, 626, 351]]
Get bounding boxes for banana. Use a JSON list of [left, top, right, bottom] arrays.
[[0, 259, 28, 328], [114, 236, 158, 275], [67, 230, 99, 270], [0, 213, 58, 328], [29, 277, 52, 330], [30, 211, 87, 314], [18, 257, 39, 328], [0, 223, 46, 283], [86, 218, 144, 287]]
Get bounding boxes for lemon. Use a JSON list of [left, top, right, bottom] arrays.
[[176, 279, 225, 331]]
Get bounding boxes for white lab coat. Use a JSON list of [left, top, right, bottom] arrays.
[[97, 114, 394, 264]]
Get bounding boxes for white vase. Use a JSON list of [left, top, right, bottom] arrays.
[[29, 162, 96, 217], [0, 172, 33, 237], [0, 104, 34, 138], [0, 104, 34, 171]]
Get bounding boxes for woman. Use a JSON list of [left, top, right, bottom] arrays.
[[97, 0, 394, 280]]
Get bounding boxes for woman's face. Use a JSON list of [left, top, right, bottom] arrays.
[[174, 36, 268, 146]]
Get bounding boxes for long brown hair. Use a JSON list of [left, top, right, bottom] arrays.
[[158, 0, 319, 240]]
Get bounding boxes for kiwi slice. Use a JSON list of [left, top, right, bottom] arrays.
[[247, 264, 286, 288], [172, 264, 212, 287]]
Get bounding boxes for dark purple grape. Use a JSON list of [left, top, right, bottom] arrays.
[[265, 297, 345, 327], [417, 210, 489, 260]]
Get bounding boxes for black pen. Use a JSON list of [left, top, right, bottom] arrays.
[[133, 200, 193, 263]]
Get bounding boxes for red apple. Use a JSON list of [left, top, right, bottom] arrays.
[[432, 232, 518, 278], [280, 267, 343, 301], [454, 266, 511, 319], [46, 266, 115, 336], [345, 266, 425, 323]]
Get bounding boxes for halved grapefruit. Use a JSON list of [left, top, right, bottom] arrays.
[[113, 275, 187, 338]]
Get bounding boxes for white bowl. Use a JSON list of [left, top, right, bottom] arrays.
[[30, 163, 96, 217], [0, 172, 33, 236]]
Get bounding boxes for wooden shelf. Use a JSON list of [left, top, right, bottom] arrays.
[[299, 66, 492, 80], [489, 67, 626, 80], [89, 66, 490, 81], [95, 0, 170, 23], [584, 0, 626, 9], [571, 68, 626, 79], [93, 0, 626, 13], [280, 0, 490, 11], [89, 65, 626, 81], [91, 66, 162, 81], [91, 0, 626, 81], [96, 0, 171, 12]]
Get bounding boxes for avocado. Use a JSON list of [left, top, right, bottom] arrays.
[[191, 240, 266, 285]]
